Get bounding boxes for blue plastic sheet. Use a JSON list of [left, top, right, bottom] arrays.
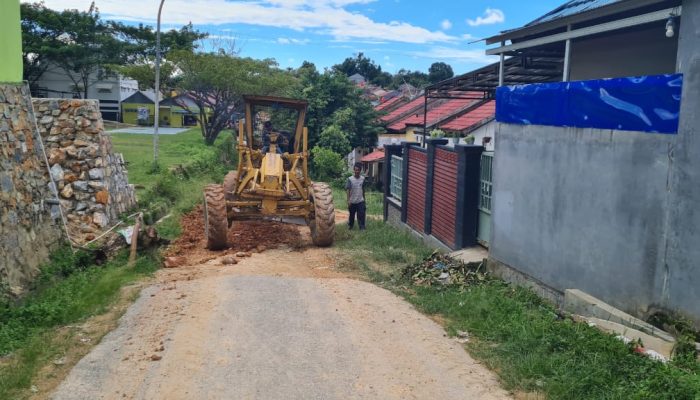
[[496, 74, 683, 134]]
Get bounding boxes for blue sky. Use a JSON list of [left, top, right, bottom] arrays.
[[39, 0, 564, 75]]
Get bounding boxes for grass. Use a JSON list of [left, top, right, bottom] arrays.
[[335, 221, 700, 400], [0, 128, 235, 397], [331, 184, 384, 216], [110, 127, 237, 239], [0, 248, 159, 399]]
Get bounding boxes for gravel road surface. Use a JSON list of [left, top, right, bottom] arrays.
[[51, 224, 510, 400]]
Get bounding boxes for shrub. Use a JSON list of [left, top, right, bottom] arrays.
[[311, 146, 346, 182]]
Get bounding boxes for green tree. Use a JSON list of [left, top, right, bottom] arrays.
[[391, 68, 430, 89], [20, 2, 206, 96], [293, 63, 381, 151], [333, 53, 392, 87], [428, 62, 454, 84], [171, 51, 295, 144], [317, 125, 351, 156], [311, 146, 345, 182]]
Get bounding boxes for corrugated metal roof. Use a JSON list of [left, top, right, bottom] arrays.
[[389, 98, 479, 131], [361, 149, 385, 163], [375, 96, 405, 112], [526, 0, 624, 27], [379, 96, 426, 123], [441, 101, 496, 132]]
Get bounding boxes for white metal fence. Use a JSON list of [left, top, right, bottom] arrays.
[[390, 155, 403, 201]]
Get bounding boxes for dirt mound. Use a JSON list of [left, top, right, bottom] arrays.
[[168, 205, 304, 256]]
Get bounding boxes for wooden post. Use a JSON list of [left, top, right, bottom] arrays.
[[128, 213, 142, 267]]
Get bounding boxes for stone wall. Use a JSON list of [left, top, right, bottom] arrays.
[[33, 99, 137, 243], [0, 83, 63, 292]]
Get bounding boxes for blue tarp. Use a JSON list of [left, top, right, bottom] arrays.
[[496, 74, 683, 134]]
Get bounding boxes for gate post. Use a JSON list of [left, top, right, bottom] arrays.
[[399, 142, 415, 223], [455, 144, 484, 248], [424, 138, 448, 234]]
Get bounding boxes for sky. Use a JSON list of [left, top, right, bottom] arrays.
[[36, 0, 564, 75]]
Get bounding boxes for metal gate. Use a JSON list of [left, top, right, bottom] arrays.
[[477, 152, 494, 246]]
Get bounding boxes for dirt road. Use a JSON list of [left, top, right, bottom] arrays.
[[50, 211, 510, 400]]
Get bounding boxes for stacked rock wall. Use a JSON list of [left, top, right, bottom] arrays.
[[0, 84, 63, 292], [33, 99, 137, 243]]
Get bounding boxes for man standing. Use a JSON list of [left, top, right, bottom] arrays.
[[345, 164, 366, 230]]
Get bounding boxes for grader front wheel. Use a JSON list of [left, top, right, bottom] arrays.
[[309, 182, 335, 247], [203, 184, 228, 250]]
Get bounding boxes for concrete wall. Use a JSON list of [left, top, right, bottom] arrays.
[[0, 1, 22, 83], [0, 84, 63, 294], [570, 23, 678, 81], [663, 0, 700, 325], [490, 124, 676, 318]]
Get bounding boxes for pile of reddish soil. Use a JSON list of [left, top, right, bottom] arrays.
[[168, 205, 304, 256]]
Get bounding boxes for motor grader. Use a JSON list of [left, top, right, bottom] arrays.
[[202, 95, 335, 250]]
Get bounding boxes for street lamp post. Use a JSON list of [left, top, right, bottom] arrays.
[[153, 0, 165, 164]]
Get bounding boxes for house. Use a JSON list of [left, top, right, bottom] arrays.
[[121, 91, 212, 127], [441, 101, 496, 151], [360, 148, 385, 187], [479, 0, 700, 327], [160, 94, 205, 128], [121, 91, 162, 126], [31, 63, 139, 122], [348, 73, 366, 86]]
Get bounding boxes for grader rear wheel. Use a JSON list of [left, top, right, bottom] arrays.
[[203, 184, 228, 250], [223, 171, 238, 201], [309, 182, 335, 247]]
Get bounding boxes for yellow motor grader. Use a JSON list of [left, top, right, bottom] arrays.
[[202, 95, 335, 250]]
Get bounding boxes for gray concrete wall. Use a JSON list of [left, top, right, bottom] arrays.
[[490, 123, 676, 318], [570, 23, 678, 81], [663, 0, 700, 325]]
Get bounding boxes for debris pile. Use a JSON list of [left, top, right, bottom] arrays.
[[402, 252, 488, 287], [168, 204, 303, 256]]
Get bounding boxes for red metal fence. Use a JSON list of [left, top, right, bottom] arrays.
[[406, 148, 427, 232], [383, 139, 484, 250], [432, 148, 459, 248]]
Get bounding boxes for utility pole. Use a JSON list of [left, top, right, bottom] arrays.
[[153, 0, 165, 164]]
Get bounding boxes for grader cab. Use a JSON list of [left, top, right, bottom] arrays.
[[202, 95, 335, 249]]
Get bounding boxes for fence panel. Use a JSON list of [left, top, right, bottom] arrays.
[[390, 155, 403, 201]]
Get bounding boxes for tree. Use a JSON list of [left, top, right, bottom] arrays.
[[333, 53, 391, 87], [171, 51, 295, 144], [317, 125, 351, 156], [428, 62, 454, 84], [20, 2, 206, 96], [293, 64, 381, 151], [311, 146, 345, 182], [391, 69, 430, 89]]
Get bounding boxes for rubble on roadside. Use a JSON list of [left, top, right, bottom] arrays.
[[402, 252, 488, 288]]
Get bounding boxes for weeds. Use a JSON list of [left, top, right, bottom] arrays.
[[336, 220, 700, 400], [0, 249, 159, 398]]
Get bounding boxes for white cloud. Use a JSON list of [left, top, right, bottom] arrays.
[[410, 46, 495, 64], [440, 19, 452, 30], [467, 8, 505, 27], [277, 37, 311, 44], [36, 0, 456, 44]]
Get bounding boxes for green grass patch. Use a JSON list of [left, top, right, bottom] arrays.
[[0, 248, 159, 398], [334, 222, 700, 400], [331, 184, 383, 216], [110, 128, 237, 239], [334, 219, 433, 269]]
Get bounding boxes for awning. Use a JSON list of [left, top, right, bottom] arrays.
[[361, 150, 385, 163]]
